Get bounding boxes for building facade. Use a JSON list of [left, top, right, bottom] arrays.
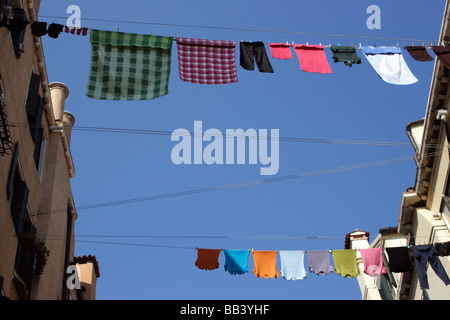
[[0, 0, 98, 299], [353, 0, 450, 300]]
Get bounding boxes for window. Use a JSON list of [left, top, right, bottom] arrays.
[[13, 216, 36, 299], [25, 73, 44, 144], [7, 143, 30, 236], [25, 72, 46, 174], [33, 130, 46, 180]]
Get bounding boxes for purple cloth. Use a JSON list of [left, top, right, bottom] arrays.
[[306, 250, 333, 275]]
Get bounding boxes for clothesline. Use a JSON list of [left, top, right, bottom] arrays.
[[195, 242, 450, 289], [36, 14, 442, 43], [3, 14, 447, 98]]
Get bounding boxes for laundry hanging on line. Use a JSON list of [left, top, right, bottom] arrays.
[[86, 29, 173, 101], [279, 250, 307, 280], [65, 25, 89, 36], [194, 242, 450, 288], [240, 41, 274, 73], [361, 46, 418, 85], [175, 37, 239, 85], [404, 45, 434, 62], [268, 42, 293, 60], [15, 20, 446, 101], [252, 250, 279, 279], [293, 44, 333, 74], [359, 247, 386, 277], [329, 45, 362, 67], [431, 45, 450, 69]]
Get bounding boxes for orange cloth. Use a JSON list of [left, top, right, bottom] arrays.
[[252, 250, 279, 279], [195, 248, 221, 270]]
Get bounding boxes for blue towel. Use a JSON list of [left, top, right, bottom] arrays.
[[223, 249, 250, 275]]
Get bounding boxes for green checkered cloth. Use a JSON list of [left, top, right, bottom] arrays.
[[86, 30, 173, 101]]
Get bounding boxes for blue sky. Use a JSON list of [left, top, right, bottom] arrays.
[[38, 0, 445, 300]]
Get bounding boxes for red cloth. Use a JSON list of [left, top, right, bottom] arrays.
[[268, 43, 292, 59], [195, 248, 222, 270], [293, 44, 332, 74], [176, 37, 238, 85]]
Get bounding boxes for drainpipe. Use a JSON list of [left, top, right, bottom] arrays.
[[436, 109, 450, 147], [435, 109, 450, 232]]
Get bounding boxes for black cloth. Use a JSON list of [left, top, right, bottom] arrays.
[[30, 21, 48, 37], [240, 41, 274, 73], [405, 46, 434, 62], [411, 244, 450, 289], [47, 23, 64, 38], [329, 46, 361, 67], [432, 45, 450, 69], [6, 18, 29, 32], [434, 241, 450, 256], [385, 246, 413, 273]]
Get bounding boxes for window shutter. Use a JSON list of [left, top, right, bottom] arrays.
[[6, 142, 18, 199], [10, 180, 29, 235], [25, 73, 41, 119], [29, 95, 43, 143], [25, 73, 44, 143]]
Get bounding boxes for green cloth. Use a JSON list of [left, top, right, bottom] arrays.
[[86, 30, 173, 101], [329, 46, 361, 67], [331, 249, 359, 278]]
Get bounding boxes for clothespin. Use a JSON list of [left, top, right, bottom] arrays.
[[422, 42, 424, 47], [412, 42, 414, 47]]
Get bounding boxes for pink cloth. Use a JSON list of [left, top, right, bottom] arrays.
[[268, 43, 292, 59], [359, 248, 386, 277], [293, 44, 332, 74], [175, 37, 238, 85]]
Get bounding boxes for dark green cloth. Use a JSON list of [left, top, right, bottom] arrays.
[[329, 46, 361, 67]]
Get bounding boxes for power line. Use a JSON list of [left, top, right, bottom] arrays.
[[39, 15, 439, 43], [10, 122, 425, 148], [32, 152, 425, 216], [29, 234, 450, 251]]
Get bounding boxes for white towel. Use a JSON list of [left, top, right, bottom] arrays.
[[279, 250, 307, 280], [362, 46, 418, 85]]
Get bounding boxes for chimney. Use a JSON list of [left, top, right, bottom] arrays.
[[49, 82, 75, 144], [345, 229, 382, 300], [62, 111, 75, 145], [49, 82, 69, 123]]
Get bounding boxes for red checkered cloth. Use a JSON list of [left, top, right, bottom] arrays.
[[175, 37, 238, 85]]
